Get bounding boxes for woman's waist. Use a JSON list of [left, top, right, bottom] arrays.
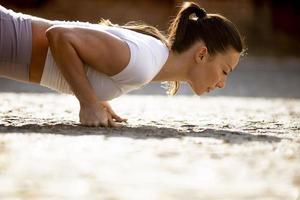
[[29, 19, 52, 83]]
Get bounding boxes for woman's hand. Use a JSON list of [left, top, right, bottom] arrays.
[[100, 101, 128, 123], [79, 101, 127, 128]]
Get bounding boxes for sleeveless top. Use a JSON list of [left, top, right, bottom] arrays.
[[40, 21, 169, 101]]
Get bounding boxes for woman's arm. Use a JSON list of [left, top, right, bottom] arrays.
[[46, 27, 98, 106], [45, 25, 129, 127], [46, 25, 130, 76]]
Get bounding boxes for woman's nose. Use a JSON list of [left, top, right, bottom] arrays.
[[216, 81, 225, 88]]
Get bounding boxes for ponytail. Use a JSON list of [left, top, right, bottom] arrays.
[[168, 2, 207, 53]]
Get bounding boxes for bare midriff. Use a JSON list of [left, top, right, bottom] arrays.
[[29, 18, 52, 83]]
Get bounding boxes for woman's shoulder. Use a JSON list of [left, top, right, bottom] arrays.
[[106, 26, 169, 85]]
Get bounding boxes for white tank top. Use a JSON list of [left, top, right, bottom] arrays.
[[40, 21, 169, 101]]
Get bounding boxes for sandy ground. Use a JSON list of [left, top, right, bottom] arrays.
[[0, 93, 299, 200]]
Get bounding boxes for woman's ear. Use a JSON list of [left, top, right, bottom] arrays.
[[195, 44, 208, 63]]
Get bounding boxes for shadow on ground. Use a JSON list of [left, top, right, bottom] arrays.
[[0, 118, 282, 144]]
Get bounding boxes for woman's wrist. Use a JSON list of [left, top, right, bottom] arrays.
[[79, 96, 100, 108]]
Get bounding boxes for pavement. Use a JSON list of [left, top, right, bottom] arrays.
[[0, 93, 299, 200]]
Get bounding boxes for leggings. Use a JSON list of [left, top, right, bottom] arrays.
[[0, 5, 32, 82]]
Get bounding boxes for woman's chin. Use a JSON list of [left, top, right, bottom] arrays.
[[194, 89, 207, 96]]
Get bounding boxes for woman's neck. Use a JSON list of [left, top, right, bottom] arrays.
[[151, 50, 190, 83]]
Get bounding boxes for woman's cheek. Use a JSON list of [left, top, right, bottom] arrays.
[[212, 66, 221, 84]]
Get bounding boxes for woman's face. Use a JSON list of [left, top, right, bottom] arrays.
[[188, 48, 240, 95]]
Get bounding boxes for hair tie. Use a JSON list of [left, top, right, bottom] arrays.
[[195, 8, 207, 19]]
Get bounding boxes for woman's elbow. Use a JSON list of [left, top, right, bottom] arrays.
[[45, 26, 72, 43]]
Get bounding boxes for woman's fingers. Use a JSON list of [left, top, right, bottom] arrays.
[[106, 107, 128, 122], [81, 117, 122, 128], [107, 113, 122, 128], [80, 109, 122, 128], [101, 101, 128, 123], [111, 114, 128, 122]]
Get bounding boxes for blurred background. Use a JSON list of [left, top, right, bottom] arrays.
[[0, 0, 299, 98]]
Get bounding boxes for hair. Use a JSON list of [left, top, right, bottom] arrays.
[[99, 1, 245, 96]]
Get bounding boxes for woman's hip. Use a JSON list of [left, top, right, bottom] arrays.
[[0, 5, 32, 82]]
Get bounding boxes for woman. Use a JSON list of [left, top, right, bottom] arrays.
[[0, 2, 245, 128]]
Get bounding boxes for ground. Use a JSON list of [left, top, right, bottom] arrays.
[[0, 93, 299, 200]]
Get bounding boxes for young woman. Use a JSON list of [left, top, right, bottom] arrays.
[[0, 2, 245, 128]]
